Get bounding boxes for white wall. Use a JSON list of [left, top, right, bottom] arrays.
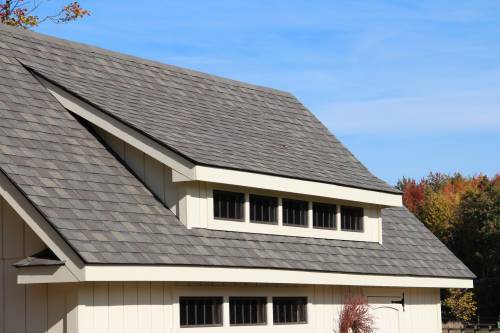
[[72, 282, 442, 333], [0, 196, 77, 333]]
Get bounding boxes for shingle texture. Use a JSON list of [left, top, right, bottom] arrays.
[[0, 25, 474, 279], [0, 24, 396, 193]]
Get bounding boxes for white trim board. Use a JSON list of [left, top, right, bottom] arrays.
[[17, 265, 78, 284], [82, 265, 473, 288], [37, 73, 402, 207], [193, 166, 402, 207]]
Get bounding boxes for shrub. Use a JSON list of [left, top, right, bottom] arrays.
[[337, 296, 374, 333]]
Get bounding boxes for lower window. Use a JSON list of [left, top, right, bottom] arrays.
[[230, 297, 267, 326], [179, 297, 223, 327], [273, 297, 307, 324]]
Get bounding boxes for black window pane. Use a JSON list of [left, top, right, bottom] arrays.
[[250, 195, 277, 224], [213, 190, 244, 220], [313, 203, 337, 229], [340, 206, 364, 231], [180, 297, 223, 327], [229, 297, 267, 325], [282, 199, 308, 226], [273, 297, 307, 324]]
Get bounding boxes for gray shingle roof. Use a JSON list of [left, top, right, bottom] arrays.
[[0, 24, 473, 279], [0, 24, 397, 194]]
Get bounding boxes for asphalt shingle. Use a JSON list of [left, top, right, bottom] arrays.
[[0, 24, 474, 279], [0, 24, 397, 193]]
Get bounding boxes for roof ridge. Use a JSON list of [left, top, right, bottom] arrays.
[[0, 24, 294, 97]]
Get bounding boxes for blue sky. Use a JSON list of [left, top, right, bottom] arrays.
[[36, 0, 500, 185]]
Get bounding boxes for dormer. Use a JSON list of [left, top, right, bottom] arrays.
[[34, 69, 402, 245]]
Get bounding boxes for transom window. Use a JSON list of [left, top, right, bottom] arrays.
[[179, 297, 223, 327], [341, 205, 364, 231], [282, 199, 308, 227], [213, 190, 244, 220], [313, 202, 336, 229], [229, 297, 267, 326], [211, 189, 370, 238], [250, 194, 278, 224], [273, 297, 307, 324]]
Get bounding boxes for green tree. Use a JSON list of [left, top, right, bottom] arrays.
[[0, 0, 89, 29], [453, 179, 500, 278]]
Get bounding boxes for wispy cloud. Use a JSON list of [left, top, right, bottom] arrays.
[[318, 89, 500, 135]]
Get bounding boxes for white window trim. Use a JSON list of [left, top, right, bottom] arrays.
[[171, 285, 313, 332]]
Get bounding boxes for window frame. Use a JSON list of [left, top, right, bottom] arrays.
[[282, 198, 309, 227], [229, 296, 268, 326], [340, 205, 364, 232], [272, 297, 308, 325], [179, 296, 224, 328], [213, 190, 245, 221], [249, 194, 278, 224]]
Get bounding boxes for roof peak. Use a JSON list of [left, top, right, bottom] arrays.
[[0, 23, 293, 97]]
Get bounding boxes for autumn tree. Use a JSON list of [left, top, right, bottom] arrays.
[[0, 0, 89, 29], [442, 289, 477, 323], [398, 173, 500, 322]]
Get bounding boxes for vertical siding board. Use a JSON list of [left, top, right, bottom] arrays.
[[150, 282, 164, 333], [26, 284, 48, 333], [124, 282, 138, 333], [47, 284, 65, 333], [0, 198, 3, 258], [125, 144, 145, 180], [324, 286, 334, 332], [145, 156, 165, 202], [24, 224, 46, 255], [0, 198, 4, 333], [0, 263, 3, 333], [109, 282, 124, 333], [93, 282, 110, 333], [138, 282, 152, 333], [164, 284, 173, 332], [4, 260, 26, 333], [164, 168, 178, 215], [66, 284, 79, 333], [77, 282, 94, 333], [3, 202, 24, 258]]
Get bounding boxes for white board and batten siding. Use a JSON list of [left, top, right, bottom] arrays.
[[0, 197, 78, 333], [71, 283, 443, 333]]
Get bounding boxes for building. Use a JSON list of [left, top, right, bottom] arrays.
[[0, 24, 474, 333]]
